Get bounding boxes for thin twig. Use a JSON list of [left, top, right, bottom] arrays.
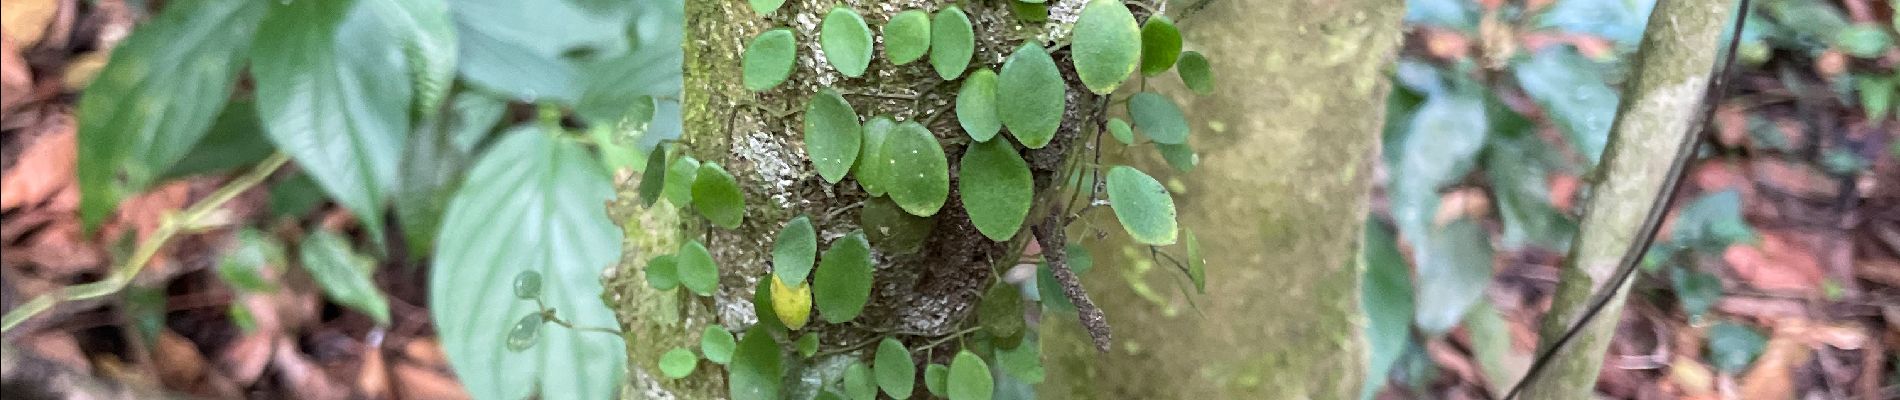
[[2, 153, 293, 332]]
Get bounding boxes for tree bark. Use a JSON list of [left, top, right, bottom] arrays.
[[1039, 0, 1404, 398], [1523, 0, 1733, 397]]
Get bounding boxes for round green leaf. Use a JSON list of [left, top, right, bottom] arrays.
[[875, 338, 916, 399], [994, 336, 1044, 384], [930, 7, 974, 80], [856, 116, 896, 196], [1185, 228, 1206, 293], [513, 271, 542, 299], [1071, 0, 1141, 94], [1177, 51, 1214, 95], [884, 10, 931, 65], [1835, 24, 1894, 58], [664, 155, 700, 206], [844, 362, 876, 400], [947, 351, 993, 400], [659, 348, 698, 378], [748, 0, 784, 14], [860, 196, 935, 254], [978, 282, 1025, 339], [1128, 92, 1189, 144], [773, 216, 818, 282], [637, 147, 668, 206], [956, 68, 1002, 142], [882, 122, 950, 216], [795, 333, 820, 357], [677, 240, 720, 296], [958, 140, 1033, 241], [813, 232, 875, 323], [1011, 1, 1049, 21], [924, 364, 949, 397], [691, 162, 746, 228], [729, 331, 782, 400], [1105, 166, 1178, 245], [1107, 118, 1135, 145], [645, 255, 680, 290], [997, 43, 1066, 149], [750, 278, 787, 335], [1157, 142, 1197, 172], [505, 313, 542, 352], [821, 7, 874, 78], [805, 89, 864, 184], [700, 326, 737, 364], [1138, 15, 1182, 76], [743, 29, 797, 92]]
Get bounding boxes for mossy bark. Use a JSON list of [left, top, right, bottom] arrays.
[[1039, 0, 1404, 398], [1523, 0, 1733, 398]]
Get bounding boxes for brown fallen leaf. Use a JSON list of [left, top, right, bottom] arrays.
[[220, 332, 275, 387], [399, 338, 450, 371], [1723, 232, 1825, 295], [0, 0, 57, 48], [18, 330, 91, 372], [1737, 330, 1813, 400], [1547, 173, 1581, 211], [2, 33, 32, 116], [1, 111, 77, 211], [358, 335, 391, 400], [153, 330, 210, 391], [1855, 259, 1900, 288], [1421, 27, 1471, 61], [392, 360, 471, 400], [1749, 159, 1838, 200], [1668, 355, 1718, 399], [272, 336, 348, 400]]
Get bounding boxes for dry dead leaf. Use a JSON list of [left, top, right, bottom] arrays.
[[1, 111, 77, 211], [272, 336, 348, 400], [1855, 259, 1900, 287], [1737, 331, 1813, 400], [60, 50, 107, 90], [1713, 104, 1749, 148], [1421, 27, 1471, 60], [1434, 188, 1491, 226], [0, 0, 58, 48], [1547, 173, 1581, 210], [399, 338, 449, 370], [219, 332, 275, 387], [357, 336, 391, 400], [2, 33, 32, 115], [1723, 232, 1825, 295], [392, 360, 471, 400], [1668, 354, 1718, 399], [1750, 160, 1837, 200], [154, 330, 210, 390], [1815, 50, 1847, 77], [19, 330, 90, 371]]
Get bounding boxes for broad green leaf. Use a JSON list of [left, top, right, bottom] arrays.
[[270, 174, 326, 219], [882, 122, 950, 216], [957, 68, 1002, 142], [664, 155, 700, 206], [692, 162, 747, 228], [947, 351, 993, 400], [1412, 218, 1494, 335], [1532, 0, 1651, 46], [994, 334, 1043, 384], [429, 130, 624, 400], [821, 7, 874, 78], [861, 196, 935, 254], [1405, 0, 1477, 30], [931, 7, 975, 80], [773, 216, 819, 282], [1858, 76, 1894, 122], [856, 116, 896, 196], [701, 325, 737, 364], [796, 333, 820, 357], [637, 146, 668, 206], [76, 0, 268, 227], [771, 274, 814, 330], [646, 255, 680, 290], [574, 21, 685, 126], [300, 231, 391, 325], [394, 91, 506, 256], [978, 283, 1025, 339], [1671, 267, 1723, 318], [1139, 15, 1182, 76], [447, 90, 507, 152], [1359, 222, 1413, 399], [875, 339, 915, 399], [744, 28, 797, 91], [884, 10, 931, 65], [1464, 302, 1525, 399], [217, 229, 284, 294], [844, 362, 876, 400], [678, 240, 720, 296], [813, 232, 875, 323], [924, 364, 950, 397], [1176, 51, 1214, 95], [729, 330, 783, 400], [805, 89, 863, 184], [751, 278, 788, 335], [1389, 82, 1487, 243], [450, 0, 637, 103], [1071, 0, 1140, 94], [254, 0, 413, 243], [959, 140, 1033, 241], [997, 43, 1066, 148], [1156, 142, 1197, 172], [1670, 189, 1757, 250], [159, 101, 273, 181], [365, 0, 457, 118], [1184, 228, 1205, 292], [1706, 322, 1766, 373], [660, 348, 698, 378], [1835, 24, 1894, 57], [1128, 92, 1189, 144], [749, 0, 784, 14], [1105, 166, 1178, 245], [1484, 133, 1576, 250], [1107, 118, 1135, 145], [1512, 48, 1615, 164]]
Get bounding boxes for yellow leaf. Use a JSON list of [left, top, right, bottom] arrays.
[[770, 276, 812, 330], [1, 0, 59, 48]]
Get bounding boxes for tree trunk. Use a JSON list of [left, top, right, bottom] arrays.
[[1035, 1, 1404, 398], [1522, 0, 1733, 397]]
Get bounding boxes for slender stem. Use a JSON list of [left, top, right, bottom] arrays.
[[2, 153, 292, 333]]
